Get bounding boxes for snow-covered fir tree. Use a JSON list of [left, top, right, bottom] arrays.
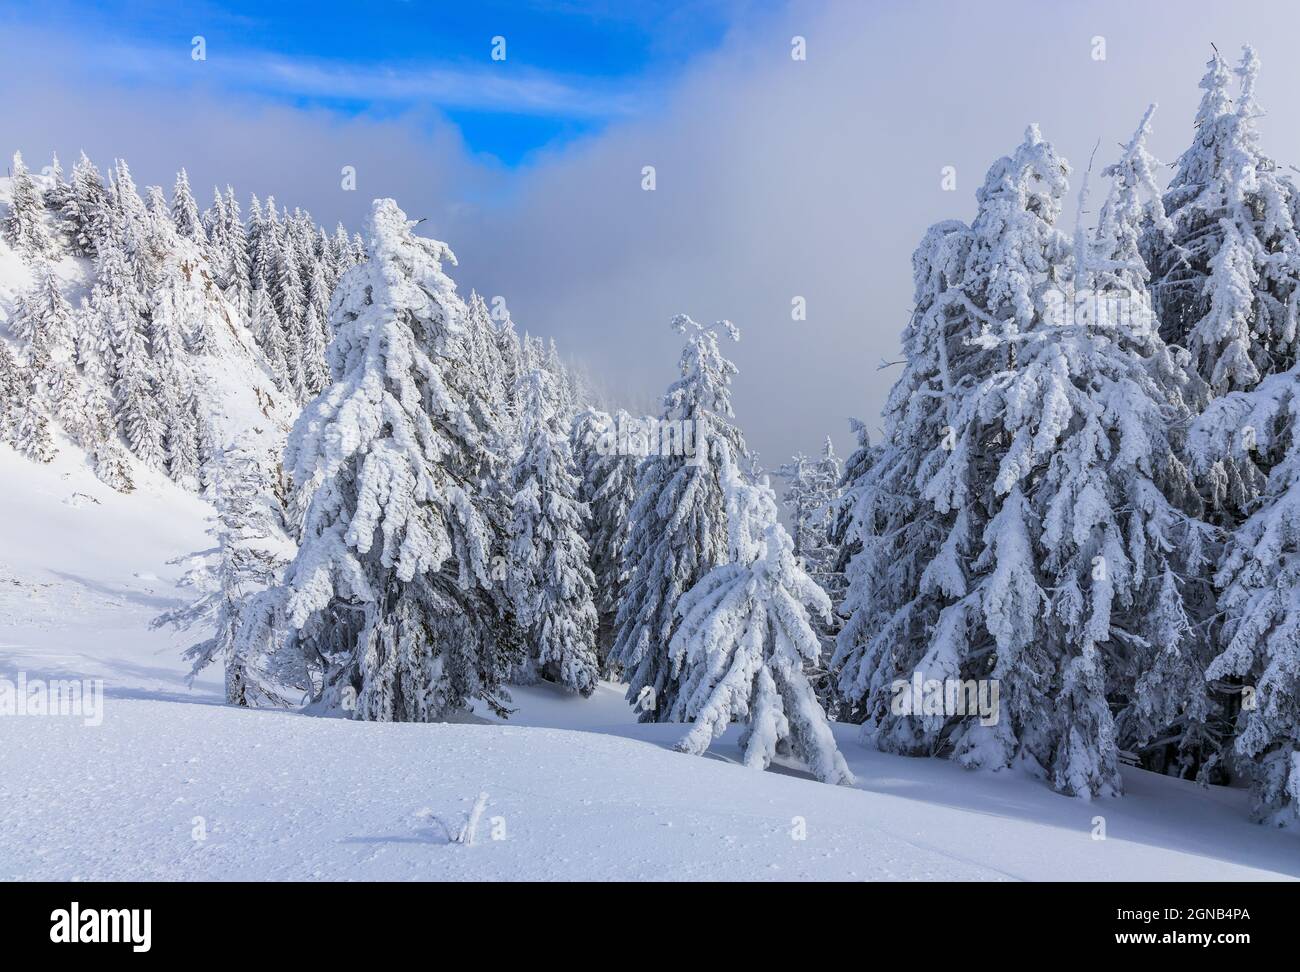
[[202, 186, 226, 249], [109, 159, 152, 274], [171, 168, 204, 243], [0, 339, 25, 449], [506, 368, 600, 694], [60, 152, 109, 257], [41, 153, 74, 250], [4, 151, 52, 255], [112, 322, 164, 468], [462, 291, 512, 434], [248, 280, 290, 392], [1080, 107, 1224, 778], [543, 338, 576, 424], [9, 266, 88, 440], [331, 223, 354, 275], [11, 265, 73, 373], [776, 437, 846, 713], [613, 314, 745, 721], [835, 125, 1214, 797], [220, 186, 252, 317], [154, 446, 292, 706], [148, 253, 193, 381], [777, 438, 843, 600], [300, 303, 329, 396], [493, 304, 523, 423], [246, 194, 270, 285], [828, 419, 875, 567], [0, 334, 54, 462], [572, 406, 637, 674], [1146, 47, 1300, 399], [1192, 368, 1300, 823], [96, 234, 166, 472], [273, 234, 309, 401], [669, 446, 854, 784], [277, 198, 517, 721]]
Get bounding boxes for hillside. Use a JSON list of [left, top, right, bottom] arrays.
[[1, 443, 1297, 881]]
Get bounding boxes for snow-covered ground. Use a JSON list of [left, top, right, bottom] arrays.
[[1, 444, 1298, 881]]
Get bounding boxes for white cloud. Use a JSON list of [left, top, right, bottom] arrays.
[[78, 37, 647, 118], [6, 0, 1300, 471]]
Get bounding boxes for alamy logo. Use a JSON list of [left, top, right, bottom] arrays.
[[593, 414, 702, 465], [1041, 286, 1156, 334], [891, 671, 1000, 726], [0, 673, 103, 726], [50, 902, 151, 952]]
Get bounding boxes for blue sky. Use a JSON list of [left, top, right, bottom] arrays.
[[6, 0, 752, 164]]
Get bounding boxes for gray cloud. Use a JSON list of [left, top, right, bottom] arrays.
[[445, 0, 1300, 468]]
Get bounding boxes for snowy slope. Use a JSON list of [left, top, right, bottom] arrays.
[[2, 444, 1299, 881], [0, 444, 220, 703], [0, 173, 297, 473]]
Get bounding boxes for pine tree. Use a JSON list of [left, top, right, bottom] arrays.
[[463, 292, 512, 432], [9, 266, 98, 444], [543, 338, 576, 425], [221, 186, 252, 318], [0, 338, 54, 461], [306, 258, 331, 323], [1078, 109, 1222, 780], [171, 168, 205, 243], [3, 282, 58, 464], [102, 244, 165, 471], [827, 419, 875, 578], [317, 227, 337, 288], [154, 446, 291, 705], [249, 282, 290, 391], [1146, 47, 1300, 398], [113, 328, 163, 468], [273, 235, 308, 400], [42, 153, 75, 249], [810, 439, 846, 600], [11, 380, 56, 462], [777, 440, 843, 585], [289, 208, 319, 287], [300, 303, 329, 396], [612, 315, 745, 721], [572, 407, 637, 674], [10, 267, 71, 370], [151, 244, 222, 474], [59, 152, 107, 256], [670, 446, 854, 784], [506, 369, 600, 694], [278, 198, 516, 721], [109, 159, 150, 256], [0, 339, 25, 449], [1192, 369, 1300, 823], [247, 194, 269, 284], [4, 151, 52, 255], [202, 186, 227, 248], [301, 259, 333, 394], [835, 126, 1211, 797], [494, 306, 523, 427], [87, 238, 139, 376], [777, 438, 845, 714], [332, 222, 353, 275]]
